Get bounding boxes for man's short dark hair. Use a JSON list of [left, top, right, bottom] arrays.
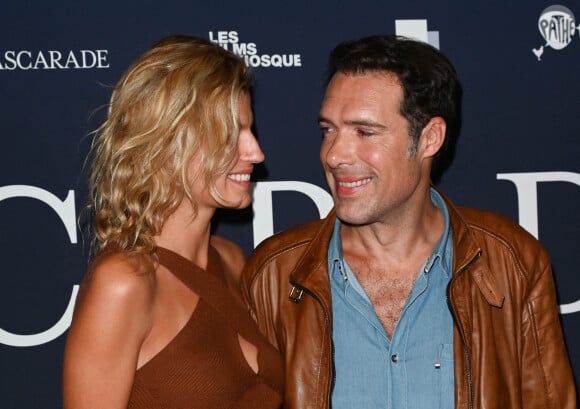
[[326, 35, 462, 180]]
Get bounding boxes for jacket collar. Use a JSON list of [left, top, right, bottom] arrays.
[[290, 188, 505, 309], [288, 210, 336, 312], [439, 188, 505, 307]]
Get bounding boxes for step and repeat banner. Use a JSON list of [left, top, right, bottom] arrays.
[[1, 1, 579, 407]]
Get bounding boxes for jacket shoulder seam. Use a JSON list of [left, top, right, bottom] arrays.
[[247, 238, 313, 289], [466, 222, 540, 283]]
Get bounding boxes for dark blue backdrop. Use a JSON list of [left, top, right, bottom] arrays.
[[1, 1, 579, 407]]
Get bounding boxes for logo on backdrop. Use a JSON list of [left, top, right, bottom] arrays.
[[533, 5, 579, 61], [208, 31, 302, 68], [1, 173, 579, 346], [395, 19, 440, 49], [0, 49, 109, 71], [0, 185, 78, 347]]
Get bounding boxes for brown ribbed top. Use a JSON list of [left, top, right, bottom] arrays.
[[127, 246, 284, 409]]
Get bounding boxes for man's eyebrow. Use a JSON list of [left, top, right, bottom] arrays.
[[344, 119, 387, 129], [317, 116, 386, 130]]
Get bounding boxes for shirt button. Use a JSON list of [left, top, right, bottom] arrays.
[[391, 354, 398, 363]]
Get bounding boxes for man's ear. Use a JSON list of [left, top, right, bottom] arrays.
[[419, 116, 446, 159]]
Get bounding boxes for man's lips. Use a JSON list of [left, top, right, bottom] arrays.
[[336, 177, 372, 188]]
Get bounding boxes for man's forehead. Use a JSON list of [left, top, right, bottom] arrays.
[[322, 72, 402, 106], [324, 72, 401, 99], [329, 70, 401, 86]]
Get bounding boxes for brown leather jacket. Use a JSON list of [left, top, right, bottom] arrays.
[[242, 194, 577, 408]]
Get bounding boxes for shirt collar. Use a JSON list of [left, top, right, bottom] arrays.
[[328, 217, 347, 280], [425, 188, 452, 276], [328, 187, 452, 278]]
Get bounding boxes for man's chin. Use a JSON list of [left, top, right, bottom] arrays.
[[335, 209, 370, 227]]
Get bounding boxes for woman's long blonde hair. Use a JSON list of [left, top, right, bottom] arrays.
[[88, 35, 251, 256]]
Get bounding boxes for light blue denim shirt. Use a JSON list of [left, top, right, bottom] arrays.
[[328, 188, 454, 409]]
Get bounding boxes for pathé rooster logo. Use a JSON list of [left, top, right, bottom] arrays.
[[533, 5, 579, 60]]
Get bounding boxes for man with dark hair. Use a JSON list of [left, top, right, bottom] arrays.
[[242, 35, 576, 408]]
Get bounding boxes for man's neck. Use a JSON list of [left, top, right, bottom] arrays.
[[340, 194, 443, 276]]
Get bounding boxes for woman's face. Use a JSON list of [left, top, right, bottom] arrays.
[[189, 92, 264, 211]]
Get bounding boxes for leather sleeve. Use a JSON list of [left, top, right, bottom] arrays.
[[521, 261, 577, 408]]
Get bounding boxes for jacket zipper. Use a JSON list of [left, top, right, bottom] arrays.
[[289, 280, 334, 409], [448, 250, 481, 409]]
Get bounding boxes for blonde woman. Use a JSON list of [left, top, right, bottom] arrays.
[[63, 35, 283, 409]]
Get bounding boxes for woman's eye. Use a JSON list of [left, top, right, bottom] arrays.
[[319, 126, 333, 136]]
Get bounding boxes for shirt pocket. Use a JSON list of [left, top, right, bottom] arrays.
[[438, 343, 454, 408]]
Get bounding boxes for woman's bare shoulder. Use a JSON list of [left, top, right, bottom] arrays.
[[88, 250, 154, 287], [63, 250, 157, 409], [76, 250, 157, 319]]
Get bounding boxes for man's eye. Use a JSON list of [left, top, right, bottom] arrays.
[[357, 129, 374, 137]]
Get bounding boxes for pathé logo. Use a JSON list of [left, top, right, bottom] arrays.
[[533, 5, 579, 60]]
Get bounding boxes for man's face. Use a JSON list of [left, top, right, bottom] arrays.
[[318, 72, 431, 226]]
